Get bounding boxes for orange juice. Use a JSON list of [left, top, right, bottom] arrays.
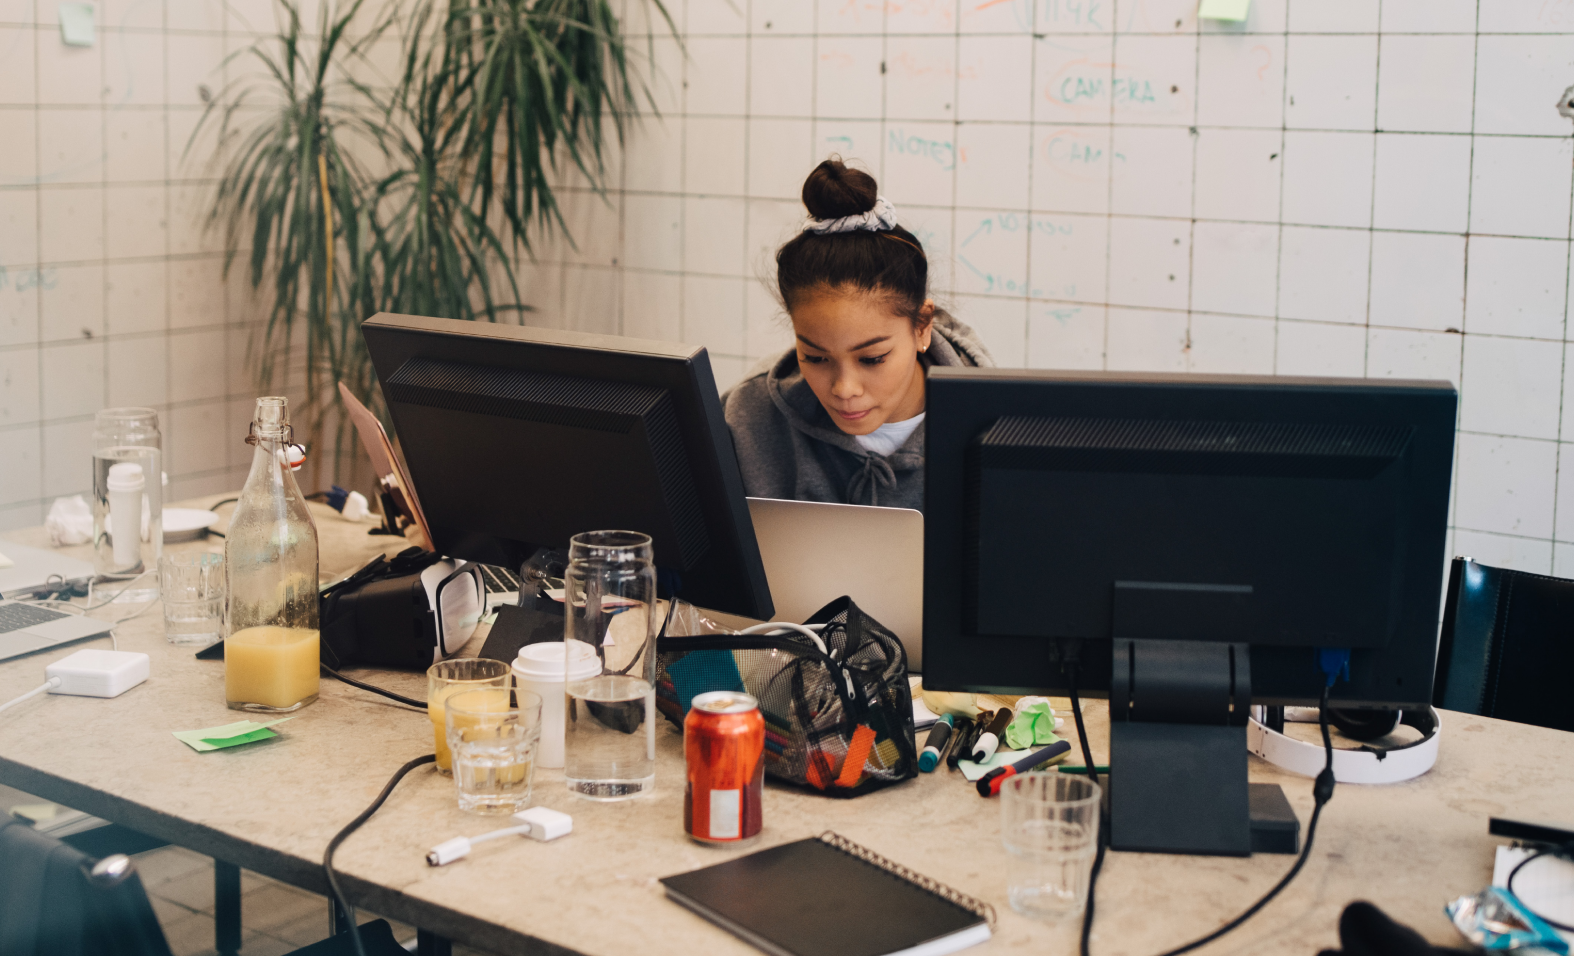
[[226, 626, 320, 711], [430, 688, 512, 772]]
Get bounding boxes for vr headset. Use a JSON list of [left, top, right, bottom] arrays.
[[319, 547, 487, 670]]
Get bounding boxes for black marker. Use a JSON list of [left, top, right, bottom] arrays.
[[918, 715, 953, 772], [971, 707, 1013, 762], [945, 716, 977, 770]]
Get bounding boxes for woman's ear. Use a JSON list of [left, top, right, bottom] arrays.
[[917, 299, 936, 353]]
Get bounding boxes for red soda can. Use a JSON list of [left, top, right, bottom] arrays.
[[684, 691, 765, 844]]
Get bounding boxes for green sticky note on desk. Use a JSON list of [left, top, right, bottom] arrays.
[[1198, 0, 1249, 21], [173, 717, 293, 752]]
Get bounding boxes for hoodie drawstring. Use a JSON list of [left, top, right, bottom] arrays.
[[846, 454, 897, 506]]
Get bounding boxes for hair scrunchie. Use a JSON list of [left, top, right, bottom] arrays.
[[802, 196, 898, 235]]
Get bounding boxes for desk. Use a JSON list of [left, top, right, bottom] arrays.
[[3, 497, 1573, 956]]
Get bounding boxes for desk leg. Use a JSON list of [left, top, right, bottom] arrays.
[[417, 929, 452, 956], [214, 861, 242, 956]]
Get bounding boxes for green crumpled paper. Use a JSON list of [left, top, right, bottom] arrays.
[[1005, 699, 1061, 750], [173, 717, 294, 752]]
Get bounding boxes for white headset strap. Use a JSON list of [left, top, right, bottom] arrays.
[[1246, 708, 1441, 785], [738, 622, 829, 656]]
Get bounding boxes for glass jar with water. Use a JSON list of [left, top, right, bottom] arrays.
[[563, 531, 658, 799], [93, 408, 162, 602]]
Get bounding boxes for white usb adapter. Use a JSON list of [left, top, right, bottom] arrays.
[[426, 807, 573, 866], [45, 649, 150, 698]]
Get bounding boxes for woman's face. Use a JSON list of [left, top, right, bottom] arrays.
[[790, 288, 934, 436]]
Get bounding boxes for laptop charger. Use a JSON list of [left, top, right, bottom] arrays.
[[45, 649, 150, 698]]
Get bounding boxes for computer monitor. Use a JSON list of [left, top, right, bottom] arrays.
[[362, 313, 774, 620], [922, 368, 1456, 855]]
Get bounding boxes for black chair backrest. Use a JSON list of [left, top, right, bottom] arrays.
[[1435, 557, 1574, 733], [0, 819, 173, 956]]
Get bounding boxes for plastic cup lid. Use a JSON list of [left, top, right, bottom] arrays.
[[514, 641, 601, 681]]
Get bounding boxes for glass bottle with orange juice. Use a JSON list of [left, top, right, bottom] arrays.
[[224, 397, 321, 712]]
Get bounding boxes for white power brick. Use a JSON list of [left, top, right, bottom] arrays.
[[46, 649, 150, 698]]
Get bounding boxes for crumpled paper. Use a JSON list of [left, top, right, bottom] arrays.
[[1005, 696, 1063, 750], [45, 495, 93, 546]]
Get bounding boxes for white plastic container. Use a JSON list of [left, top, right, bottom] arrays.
[[513, 641, 600, 769], [106, 462, 145, 572]]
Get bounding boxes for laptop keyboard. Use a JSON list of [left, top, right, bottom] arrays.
[[0, 602, 71, 634], [478, 565, 522, 594]]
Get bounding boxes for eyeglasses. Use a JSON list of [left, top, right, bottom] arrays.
[[434, 564, 487, 656]]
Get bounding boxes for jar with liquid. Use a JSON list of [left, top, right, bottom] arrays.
[[224, 397, 320, 712], [92, 408, 162, 601]]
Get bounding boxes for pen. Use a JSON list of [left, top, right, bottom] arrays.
[[945, 716, 977, 770], [976, 740, 1073, 796], [918, 714, 953, 772], [971, 708, 1013, 763]]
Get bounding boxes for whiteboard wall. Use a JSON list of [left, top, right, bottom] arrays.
[[521, 0, 1574, 578]]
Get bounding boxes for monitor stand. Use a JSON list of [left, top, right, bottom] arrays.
[[1107, 638, 1299, 856]]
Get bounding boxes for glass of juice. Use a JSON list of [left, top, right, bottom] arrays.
[[446, 689, 542, 814], [427, 659, 512, 774]]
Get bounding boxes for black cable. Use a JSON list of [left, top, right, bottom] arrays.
[[1075, 681, 1337, 956], [323, 753, 436, 956], [320, 663, 427, 709], [1506, 841, 1574, 932], [1068, 665, 1105, 956]]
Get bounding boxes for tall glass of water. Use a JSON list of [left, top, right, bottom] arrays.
[[92, 408, 162, 601], [563, 531, 657, 800], [1001, 773, 1101, 920]]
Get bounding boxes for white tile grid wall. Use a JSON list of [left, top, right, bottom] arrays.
[[0, 0, 288, 531], [514, 0, 1574, 577]]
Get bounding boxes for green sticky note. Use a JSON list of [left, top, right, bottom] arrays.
[[57, 2, 95, 46], [1005, 701, 1061, 750], [957, 749, 1022, 782], [173, 717, 293, 752], [1198, 0, 1249, 21]]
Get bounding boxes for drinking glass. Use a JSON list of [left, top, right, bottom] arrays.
[[446, 689, 543, 814], [563, 530, 657, 800], [159, 551, 225, 646], [93, 408, 162, 599], [427, 659, 512, 774], [1001, 773, 1101, 920]]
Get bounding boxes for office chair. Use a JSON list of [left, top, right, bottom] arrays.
[[0, 819, 408, 956], [1434, 557, 1574, 733]]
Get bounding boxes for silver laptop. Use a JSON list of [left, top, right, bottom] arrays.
[[746, 497, 925, 671], [0, 542, 96, 599], [0, 601, 115, 662]]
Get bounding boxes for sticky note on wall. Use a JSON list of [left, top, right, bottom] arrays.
[[58, 2, 95, 46], [1198, 0, 1250, 21]]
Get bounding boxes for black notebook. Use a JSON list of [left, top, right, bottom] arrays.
[[659, 833, 993, 956]]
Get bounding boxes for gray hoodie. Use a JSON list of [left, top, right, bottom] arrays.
[[721, 311, 995, 512]]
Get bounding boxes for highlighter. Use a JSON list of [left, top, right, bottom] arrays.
[[971, 708, 1013, 763], [918, 714, 954, 772], [976, 740, 1072, 796]]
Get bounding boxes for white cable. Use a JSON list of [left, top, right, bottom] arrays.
[[739, 622, 829, 655], [0, 678, 62, 716], [82, 570, 156, 611]]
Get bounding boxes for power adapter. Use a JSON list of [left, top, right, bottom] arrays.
[[46, 649, 150, 698]]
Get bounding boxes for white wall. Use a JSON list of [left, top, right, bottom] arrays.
[[519, 0, 1574, 577], [0, 0, 278, 528], [7, 0, 1574, 583]]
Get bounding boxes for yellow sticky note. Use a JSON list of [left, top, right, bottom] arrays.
[[1198, 0, 1250, 21]]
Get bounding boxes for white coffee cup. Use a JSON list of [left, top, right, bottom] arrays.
[[513, 641, 601, 769]]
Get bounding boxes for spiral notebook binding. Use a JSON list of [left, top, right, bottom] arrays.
[[817, 831, 997, 928]]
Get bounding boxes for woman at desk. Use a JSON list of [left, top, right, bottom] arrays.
[[723, 160, 994, 511]]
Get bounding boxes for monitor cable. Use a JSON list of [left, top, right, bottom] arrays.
[[324, 752, 436, 956], [1506, 839, 1574, 932], [1071, 671, 1337, 956], [320, 663, 426, 710]]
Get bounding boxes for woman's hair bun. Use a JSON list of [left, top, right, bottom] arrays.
[[802, 158, 878, 221]]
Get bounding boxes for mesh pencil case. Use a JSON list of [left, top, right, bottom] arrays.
[[655, 596, 918, 797]]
